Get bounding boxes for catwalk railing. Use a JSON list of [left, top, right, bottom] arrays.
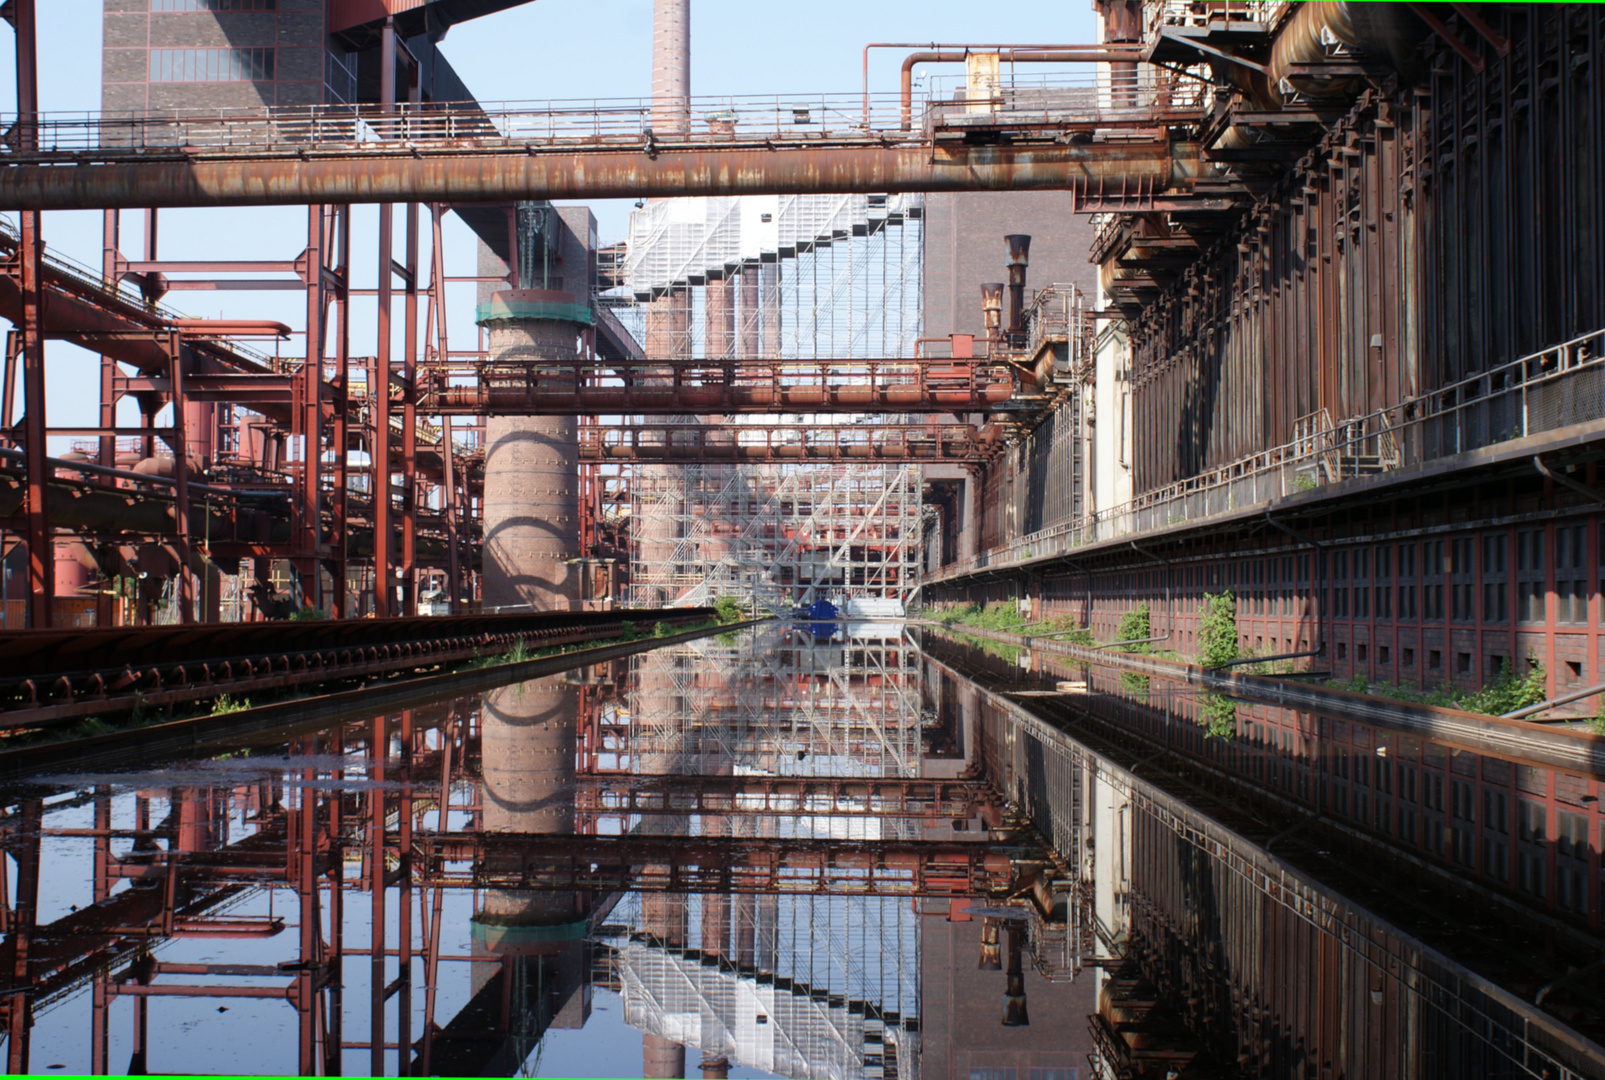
[[581, 422, 992, 463], [934, 326, 1605, 581], [1, 81, 1199, 160]]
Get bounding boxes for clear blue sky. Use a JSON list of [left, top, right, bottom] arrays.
[[0, 0, 1097, 439]]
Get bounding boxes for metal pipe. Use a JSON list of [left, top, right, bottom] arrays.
[[1532, 456, 1605, 506], [862, 42, 1117, 124], [1500, 680, 1605, 721], [0, 142, 1200, 212], [896, 47, 1145, 130], [1005, 234, 1030, 339], [1210, 648, 1323, 671], [1091, 633, 1170, 650]]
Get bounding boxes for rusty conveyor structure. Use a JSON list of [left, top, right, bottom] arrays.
[[0, 606, 712, 732]]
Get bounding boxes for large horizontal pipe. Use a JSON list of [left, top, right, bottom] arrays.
[[0, 141, 1199, 212]]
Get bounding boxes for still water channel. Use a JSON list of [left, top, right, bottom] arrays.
[[0, 622, 1599, 1078]]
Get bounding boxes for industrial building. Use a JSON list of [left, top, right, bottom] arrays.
[[0, 0, 1600, 1077]]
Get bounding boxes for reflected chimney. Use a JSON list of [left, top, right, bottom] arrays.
[[1002, 924, 1029, 1026]]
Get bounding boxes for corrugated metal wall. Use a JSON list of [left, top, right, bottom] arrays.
[[1130, 7, 1605, 494]]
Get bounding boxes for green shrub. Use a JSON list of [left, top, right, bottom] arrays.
[[1196, 592, 1239, 668], [1458, 656, 1545, 716], [289, 604, 327, 621], [1115, 604, 1151, 652], [713, 596, 745, 624], [619, 620, 638, 641]]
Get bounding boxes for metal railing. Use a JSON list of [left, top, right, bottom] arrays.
[[1022, 283, 1095, 371], [933, 327, 1605, 580], [0, 74, 1200, 160]]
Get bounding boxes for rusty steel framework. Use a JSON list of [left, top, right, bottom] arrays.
[[0, 0, 1161, 626]]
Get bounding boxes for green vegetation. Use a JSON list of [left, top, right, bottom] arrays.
[[1588, 698, 1605, 736], [713, 596, 746, 625], [211, 694, 249, 715], [1327, 656, 1547, 718], [1199, 694, 1238, 740], [1195, 592, 1240, 668], [936, 601, 1095, 646], [1117, 671, 1150, 696], [619, 620, 638, 641], [1115, 604, 1151, 653], [289, 605, 328, 621]]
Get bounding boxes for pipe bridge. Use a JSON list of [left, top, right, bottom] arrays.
[[418, 357, 1017, 414], [0, 94, 1205, 210], [578, 422, 998, 463]]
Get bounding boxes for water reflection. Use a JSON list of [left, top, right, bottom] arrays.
[[0, 623, 1599, 1078], [923, 629, 1605, 1079], [0, 625, 1075, 1078]]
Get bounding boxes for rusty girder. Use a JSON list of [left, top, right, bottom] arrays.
[[0, 224, 280, 378], [578, 421, 1000, 463], [0, 607, 712, 732], [414, 832, 1031, 896], [419, 357, 1016, 415]]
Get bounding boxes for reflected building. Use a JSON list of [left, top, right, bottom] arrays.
[[0, 626, 1597, 1078], [920, 630, 1605, 1080]]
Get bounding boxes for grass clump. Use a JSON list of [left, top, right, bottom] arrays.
[[211, 694, 250, 715]]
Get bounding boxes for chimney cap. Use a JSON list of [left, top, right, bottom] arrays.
[[1004, 234, 1031, 265]]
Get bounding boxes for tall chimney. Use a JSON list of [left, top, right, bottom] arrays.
[[651, 0, 690, 136], [1005, 234, 1031, 341]]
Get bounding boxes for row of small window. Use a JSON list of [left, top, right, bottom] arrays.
[[1324, 527, 1589, 581], [151, 48, 274, 83], [151, 0, 275, 10], [1321, 579, 1590, 623], [1331, 784, 1593, 911]]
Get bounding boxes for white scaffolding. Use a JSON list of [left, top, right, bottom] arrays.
[[627, 462, 923, 616]]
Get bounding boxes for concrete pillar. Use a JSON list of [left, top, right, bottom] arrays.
[[737, 266, 760, 358], [642, 1034, 686, 1080], [761, 263, 782, 355], [471, 679, 586, 1026], [705, 276, 735, 360], [479, 292, 585, 611], [477, 678, 579, 928]]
